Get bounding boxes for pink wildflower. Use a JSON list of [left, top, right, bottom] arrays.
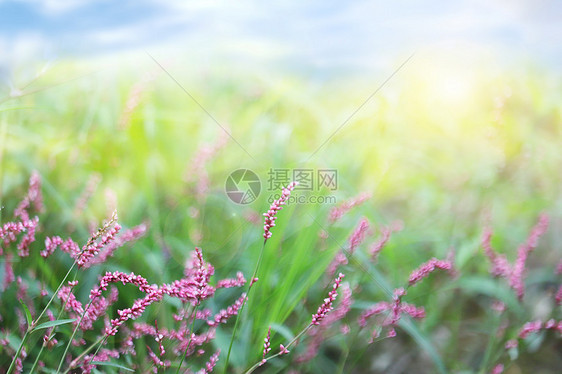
[[386, 328, 397, 338], [184, 132, 228, 201], [85, 223, 148, 267], [154, 320, 165, 356], [82, 349, 120, 374], [510, 214, 549, 300], [3, 253, 15, 289], [1, 221, 26, 251], [298, 284, 352, 363], [17, 216, 38, 257], [408, 257, 452, 286], [90, 271, 152, 299], [556, 285, 562, 306], [491, 300, 506, 314], [147, 345, 170, 372], [389, 287, 406, 325], [207, 293, 247, 326], [119, 72, 156, 129], [263, 181, 298, 240], [505, 339, 518, 349], [399, 302, 425, 319], [491, 363, 504, 374], [14, 171, 43, 221], [321, 284, 352, 326], [41, 236, 63, 257], [279, 344, 290, 355], [58, 283, 84, 316], [481, 227, 511, 278], [326, 251, 348, 278], [198, 349, 220, 374], [260, 327, 271, 365], [328, 192, 370, 223], [43, 309, 58, 348], [106, 287, 163, 336], [311, 273, 344, 325], [370, 227, 391, 260], [358, 302, 390, 327], [216, 271, 246, 288], [482, 214, 549, 300], [348, 218, 370, 254], [77, 221, 121, 267], [518, 320, 542, 339], [74, 174, 101, 214], [81, 286, 119, 330]]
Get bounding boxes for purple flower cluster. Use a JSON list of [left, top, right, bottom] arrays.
[[263, 181, 298, 240], [207, 294, 247, 327], [348, 218, 370, 253], [77, 215, 122, 267], [297, 284, 353, 363], [328, 192, 370, 223], [327, 218, 371, 277], [260, 327, 271, 366], [311, 273, 345, 325], [482, 214, 549, 299], [369, 221, 402, 261], [408, 257, 453, 286]]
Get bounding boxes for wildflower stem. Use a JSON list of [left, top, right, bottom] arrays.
[[244, 324, 313, 374], [88, 335, 109, 368], [6, 330, 29, 374], [479, 312, 502, 374], [30, 303, 70, 374], [56, 274, 91, 374], [336, 328, 361, 374], [34, 262, 77, 326], [7, 262, 77, 374], [223, 240, 267, 373], [62, 334, 107, 374], [175, 304, 199, 374]]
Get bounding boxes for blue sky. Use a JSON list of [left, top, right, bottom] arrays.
[[1, 0, 561, 73]]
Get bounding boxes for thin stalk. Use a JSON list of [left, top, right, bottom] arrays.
[[34, 262, 76, 325], [7, 262, 77, 373], [244, 324, 313, 374], [62, 334, 107, 374], [29, 343, 46, 374], [478, 312, 502, 374], [55, 282, 98, 373], [336, 328, 361, 374], [223, 239, 267, 373], [176, 304, 199, 374], [30, 286, 75, 374], [6, 330, 29, 374], [88, 335, 110, 367]]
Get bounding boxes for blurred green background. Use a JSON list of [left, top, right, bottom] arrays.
[[1, 53, 561, 372]]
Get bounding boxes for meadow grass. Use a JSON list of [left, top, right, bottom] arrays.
[[0, 57, 561, 373]]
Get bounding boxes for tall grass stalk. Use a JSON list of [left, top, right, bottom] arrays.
[[244, 324, 313, 374], [223, 239, 267, 373], [7, 263, 77, 374], [175, 304, 199, 374]]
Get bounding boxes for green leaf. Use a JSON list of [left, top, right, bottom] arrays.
[[400, 318, 447, 374], [19, 300, 32, 328], [91, 361, 134, 372], [32, 318, 76, 331]]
